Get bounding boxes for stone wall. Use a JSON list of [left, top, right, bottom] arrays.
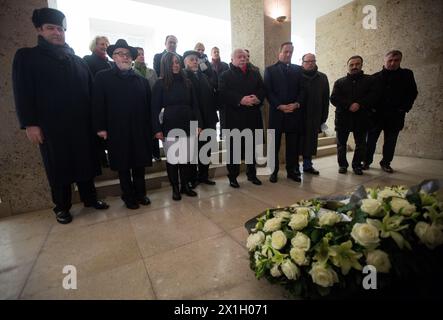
[[316, 0, 443, 159], [0, 0, 52, 216]]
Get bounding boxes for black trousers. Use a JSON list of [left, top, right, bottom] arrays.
[[166, 163, 191, 187], [189, 134, 215, 182], [118, 167, 146, 203], [96, 137, 109, 167], [226, 134, 257, 180], [273, 131, 300, 174], [366, 127, 400, 166], [152, 138, 160, 159], [51, 179, 97, 213], [336, 129, 366, 169]]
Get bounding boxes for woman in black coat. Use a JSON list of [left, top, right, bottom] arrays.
[[151, 52, 202, 201], [93, 39, 153, 209]]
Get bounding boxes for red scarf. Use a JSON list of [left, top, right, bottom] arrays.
[[240, 64, 247, 74]]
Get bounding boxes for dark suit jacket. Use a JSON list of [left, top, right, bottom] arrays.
[[264, 61, 305, 133]]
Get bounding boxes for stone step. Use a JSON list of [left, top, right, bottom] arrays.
[[315, 144, 337, 158], [318, 136, 336, 147]]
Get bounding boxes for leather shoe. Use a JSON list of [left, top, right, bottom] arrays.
[[172, 185, 182, 201], [269, 173, 278, 183], [304, 167, 320, 175], [181, 184, 198, 197], [125, 201, 140, 210], [229, 178, 240, 188], [138, 196, 151, 206], [287, 173, 301, 182], [84, 200, 109, 210], [380, 164, 394, 173], [362, 163, 370, 170], [55, 211, 73, 224], [338, 167, 347, 174], [353, 167, 363, 175], [248, 176, 262, 185], [199, 178, 216, 185], [189, 181, 199, 189]]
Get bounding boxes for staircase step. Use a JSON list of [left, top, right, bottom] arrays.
[[318, 136, 336, 147], [315, 145, 337, 157]]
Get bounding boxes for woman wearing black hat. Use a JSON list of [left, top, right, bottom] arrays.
[[151, 52, 202, 201]]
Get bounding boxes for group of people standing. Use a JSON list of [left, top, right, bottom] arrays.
[[12, 8, 417, 225]]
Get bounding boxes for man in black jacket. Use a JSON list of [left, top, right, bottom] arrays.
[[183, 50, 219, 186], [364, 50, 418, 173], [330, 55, 375, 175], [219, 49, 266, 188], [264, 42, 304, 183], [153, 35, 183, 77], [12, 8, 109, 224]]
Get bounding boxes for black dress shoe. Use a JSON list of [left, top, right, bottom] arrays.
[[55, 211, 73, 224], [362, 163, 370, 170], [138, 196, 151, 206], [199, 179, 216, 185], [153, 156, 161, 162], [172, 185, 182, 201], [338, 167, 347, 174], [84, 200, 110, 210], [287, 173, 302, 182], [125, 201, 140, 210], [229, 178, 240, 188], [248, 176, 262, 185], [304, 167, 320, 175], [353, 167, 363, 175], [181, 184, 198, 197], [380, 164, 394, 173], [269, 173, 278, 183], [189, 181, 199, 189]]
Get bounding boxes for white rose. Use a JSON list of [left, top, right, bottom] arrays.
[[281, 260, 300, 280], [270, 264, 282, 277], [246, 231, 265, 251], [415, 222, 443, 249], [361, 198, 383, 217], [309, 263, 339, 288], [296, 207, 310, 217], [290, 247, 310, 266], [390, 197, 416, 216], [351, 223, 380, 248], [263, 217, 282, 232], [318, 211, 342, 227], [291, 232, 311, 251], [366, 250, 391, 273], [271, 230, 287, 250], [288, 214, 308, 231], [377, 188, 400, 200], [274, 210, 291, 219]]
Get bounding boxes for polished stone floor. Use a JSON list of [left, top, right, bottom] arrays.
[[1, 153, 442, 300]]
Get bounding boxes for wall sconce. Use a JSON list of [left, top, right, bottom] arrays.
[[276, 15, 287, 23]]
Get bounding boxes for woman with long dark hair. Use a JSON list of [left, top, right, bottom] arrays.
[[151, 52, 202, 200]]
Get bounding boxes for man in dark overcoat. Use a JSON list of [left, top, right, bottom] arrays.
[[153, 35, 184, 77], [264, 42, 305, 183], [219, 49, 266, 188], [330, 55, 376, 175], [12, 8, 109, 224], [183, 50, 219, 187], [93, 39, 153, 210], [300, 53, 330, 175], [364, 50, 418, 173]]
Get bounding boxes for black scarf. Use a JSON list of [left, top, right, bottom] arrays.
[[37, 35, 75, 61], [347, 70, 364, 80], [302, 66, 318, 78]]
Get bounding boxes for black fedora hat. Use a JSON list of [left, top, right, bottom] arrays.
[[107, 39, 138, 60]]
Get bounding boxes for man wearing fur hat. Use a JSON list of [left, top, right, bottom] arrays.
[[12, 7, 109, 224], [93, 39, 153, 210]]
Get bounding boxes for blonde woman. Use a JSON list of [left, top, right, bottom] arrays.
[[83, 36, 113, 77]]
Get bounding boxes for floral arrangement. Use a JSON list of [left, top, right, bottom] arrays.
[[245, 180, 443, 299]]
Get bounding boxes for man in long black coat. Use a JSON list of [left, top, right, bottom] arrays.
[[364, 50, 418, 173], [219, 49, 266, 188], [301, 53, 330, 175], [330, 55, 376, 175], [93, 39, 153, 210], [183, 50, 219, 187], [265, 42, 305, 183], [12, 8, 109, 224]]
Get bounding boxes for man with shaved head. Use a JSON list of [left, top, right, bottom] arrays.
[[219, 49, 266, 188]]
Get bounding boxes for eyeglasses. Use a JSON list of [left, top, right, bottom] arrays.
[[113, 51, 132, 58], [303, 60, 316, 63]]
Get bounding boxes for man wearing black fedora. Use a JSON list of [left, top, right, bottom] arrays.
[[93, 39, 154, 210], [12, 7, 109, 224]]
